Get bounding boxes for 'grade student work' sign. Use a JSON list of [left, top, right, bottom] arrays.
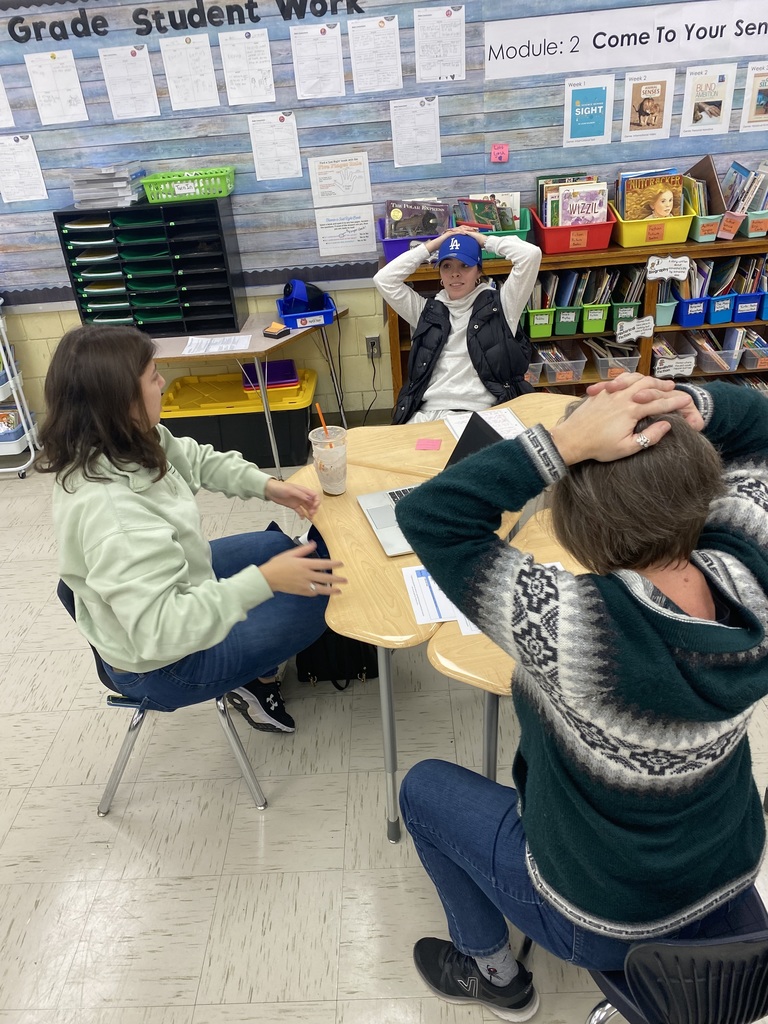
[[486, 0, 768, 80]]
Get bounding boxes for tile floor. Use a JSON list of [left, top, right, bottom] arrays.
[[2, 463, 768, 1024]]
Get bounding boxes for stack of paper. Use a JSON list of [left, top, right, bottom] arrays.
[[69, 163, 147, 209]]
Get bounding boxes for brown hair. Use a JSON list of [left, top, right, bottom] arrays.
[[36, 324, 167, 491], [548, 408, 724, 575]]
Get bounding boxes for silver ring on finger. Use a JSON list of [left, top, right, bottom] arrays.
[[635, 433, 650, 449], [309, 582, 317, 593]]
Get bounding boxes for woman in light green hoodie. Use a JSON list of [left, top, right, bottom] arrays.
[[38, 324, 346, 733]]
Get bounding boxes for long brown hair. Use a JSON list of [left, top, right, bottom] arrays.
[[36, 324, 167, 491]]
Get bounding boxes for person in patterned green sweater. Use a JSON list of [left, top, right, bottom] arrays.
[[395, 374, 768, 1022]]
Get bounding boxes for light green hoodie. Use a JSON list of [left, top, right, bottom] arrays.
[[53, 425, 275, 672]]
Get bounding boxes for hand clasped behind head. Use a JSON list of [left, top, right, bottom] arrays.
[[635, 433, 651, 449]]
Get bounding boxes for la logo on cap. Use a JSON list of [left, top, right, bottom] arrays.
[[449, 237, 461, 250]]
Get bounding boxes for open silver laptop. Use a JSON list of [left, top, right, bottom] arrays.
[[357, 485, 419, 557]]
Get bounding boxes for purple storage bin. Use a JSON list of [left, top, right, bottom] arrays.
[[377, 218, 436, 261]]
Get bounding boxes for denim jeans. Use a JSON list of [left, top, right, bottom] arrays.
[[400, 759, 747, 971], [104, 531, 328, 711]]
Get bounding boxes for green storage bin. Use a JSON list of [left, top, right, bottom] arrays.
[[526, 307, 555, 339], [554, 306, 580, 335], [610, 302, 641, 330], [581, 303, 610, 333], [482, 208, 532, 257]]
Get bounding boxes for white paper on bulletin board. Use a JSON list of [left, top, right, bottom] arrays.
[[248, 111, 302, 180], [159, 35, 220, 111], [219, 29, 276, 105], [99, 44, 160, 121], [348, 15, 403, 94], [414, 5, 466, 83], [390, 96, 442, 167], [290, 23, 345, 100], [620, 68, 675, 143], [563, 74, 614, 147], [679, 63, 736, 138], [0, 72, 13, 128], [309, 152, 372, 208], [24, 50, 88, 125], [0, 134, 47, 203], [740, 62, 768, 133], [315, 205, 377, 256]]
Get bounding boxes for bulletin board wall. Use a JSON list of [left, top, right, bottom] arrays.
[[1, 0, 767, 303]]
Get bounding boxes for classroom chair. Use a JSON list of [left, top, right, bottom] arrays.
[[57, 580, 267, 816], [585, 885, 768, 1024]]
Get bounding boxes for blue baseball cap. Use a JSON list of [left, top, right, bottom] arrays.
[[437, 234, 483, 267]]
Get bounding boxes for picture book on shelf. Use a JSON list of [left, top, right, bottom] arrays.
[[384, 200, 451, 239], [558, 182, 608, 226], [469, 192, 521, 228], [454, 198, 501, 230], [618, 169, 683, 221]]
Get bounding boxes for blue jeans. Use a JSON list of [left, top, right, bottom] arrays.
[[104, 531, 328, 711], [400, 759, 745, 971]]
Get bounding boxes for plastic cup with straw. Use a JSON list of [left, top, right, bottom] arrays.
[[309, 403, 347, 494]]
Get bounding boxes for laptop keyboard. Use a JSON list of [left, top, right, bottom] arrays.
[[387, 486, 417, 503]]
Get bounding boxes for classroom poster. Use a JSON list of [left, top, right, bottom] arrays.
[[0, 134, 47, 203], [620, 69, 675, 143], [739, 62, 768, 133], [679, 64, 736, 137], [24, 50, 88, 125], [563, 75, 614, 147], [290, 23, 345, 99], [314, 205, 377, 256], [308, 153, 372, 208]]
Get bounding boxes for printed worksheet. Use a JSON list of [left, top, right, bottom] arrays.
[[315, 205, 377, 257], [99, 45, 160, 121], [290, 23, 345, 100], [348, 15, 402, 94], [219, 29, 275, 106], [740, 62, 768, 134], [414, 5, 465, 83], [24, 50, 88, 125], [308, 152, 372, 208], [563, 74, 614, 147], [248, 111, 302, 180], [182, 335, 250, 355], [0, 134, 47, 203], [390, 96, 441, 167], [159, 35, 219, 111], [0, 73, 14, 128]]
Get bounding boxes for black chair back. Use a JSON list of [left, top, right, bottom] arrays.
[[57, 579, 121, 694]]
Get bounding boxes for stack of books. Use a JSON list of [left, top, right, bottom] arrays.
[[384, 200, 451, 239], [615, 168, 684, 221], [721, 159, 768, 214], [69, 163, 147, 209], [536, 173, 606, 227]]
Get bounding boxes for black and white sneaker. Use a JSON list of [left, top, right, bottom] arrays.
[[413, 938, 539, 1022], [227, 683, 295, 733]]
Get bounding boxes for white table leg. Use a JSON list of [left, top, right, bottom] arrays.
[[377, 646, 401, 842], [252, 357, 284, 480]]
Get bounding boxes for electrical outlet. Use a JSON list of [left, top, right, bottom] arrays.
[[366, 335, 381, 359]]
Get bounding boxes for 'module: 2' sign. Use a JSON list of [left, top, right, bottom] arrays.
[[6, 0, 365, 41]]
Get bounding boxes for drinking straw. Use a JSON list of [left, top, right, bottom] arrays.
[[315, 402, 333, 446]]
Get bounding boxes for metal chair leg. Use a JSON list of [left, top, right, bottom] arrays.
[[585, 1000, 621, 1024], [98, 705, 149, 816], [215, 695, 268, 809], [482, 691, 499, 781]]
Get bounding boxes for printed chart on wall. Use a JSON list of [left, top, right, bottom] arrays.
[[563, 74, 614, 147], [248, 111, 302, 180], [390, 96, 441, 168], [98, 44, 159, 121], [414, 5, 466, 83], [740, 61, 768, 133], [679, 63, 736, 137], [0, 134, 47, 203], [621, 69, 675, 143]]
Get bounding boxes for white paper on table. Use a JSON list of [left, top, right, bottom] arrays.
[[414, 5, 465, 83], [159, 35, 219, 111], [99, 45, 159, 121], [315, 205, 377, 256], [248, 111, 302, 181], [219, 29, 275, 106], [0, 72, 14, 128], [182, 335, 251, 355], [290, 23, 345, 100], [0, 134, 47, 203], [443, 407, 526, 442], [390, 96, 441, 167], [348, 15, 402, 94], [24, 50, 88, 125], [309, 152, 372, 208], [402, 565, 464, 624]]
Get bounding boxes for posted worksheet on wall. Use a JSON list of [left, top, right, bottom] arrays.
[[315, 205, 377, 257], [563, 74, 614, 147], [620, 68, 675, 144], [219, 29, 276, 106], [680, 64, 736, 138], [290, 23, 345, 100], [348, 15, 403, 94], [0, 134, 47, 203], [159, 36, 219, 111], [0, 73, 13, 128], [414, 5, 466, 83], [309, 153, 372, 208], [740, 62, 768, 133], [248, 111, 302, 180], [24, 50, 88, 125], [99, 45, 159, 121], [390, 96, 441, 167]]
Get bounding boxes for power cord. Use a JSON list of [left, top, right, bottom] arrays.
[[361, 354, 379, 426]]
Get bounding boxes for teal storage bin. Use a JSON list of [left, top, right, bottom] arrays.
[[707, 293, 736, 325], [737, 209, 768, 239], [482, 208, 532, 257], [655, 300, 677, 327]]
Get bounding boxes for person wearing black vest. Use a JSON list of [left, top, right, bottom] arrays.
[[374, 226, 542, 424]]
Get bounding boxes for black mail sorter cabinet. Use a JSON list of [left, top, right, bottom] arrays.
[[54, 196, 248, 337]]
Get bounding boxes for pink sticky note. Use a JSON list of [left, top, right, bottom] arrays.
[[490, 143, 509, 163], [416, 438, 442, 450]]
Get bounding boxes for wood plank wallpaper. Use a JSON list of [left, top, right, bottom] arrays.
[[1, 0, 767, 301]]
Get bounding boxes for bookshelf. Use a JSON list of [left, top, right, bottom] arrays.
[[384, 235, 768, 397]]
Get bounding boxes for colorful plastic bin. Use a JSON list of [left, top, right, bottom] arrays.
[[554, 306, 580, 335], [609, 203, 694, 248], [526, 307, 555, 339], [707, 293, 737, 325], [529, 206, 615, 254], [737, 209, 768, 239], [733, 291, 765, 323], [672, 286, 708, 328], [276, 294, 336, 329], [377, 218, 437, 261], [481, 209, 532, 257], [655, 300, 677, 327], [610, 302, 641, 330], [581, 303, 610, 334]]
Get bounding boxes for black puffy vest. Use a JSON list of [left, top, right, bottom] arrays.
[[392, 289, 533, 424]]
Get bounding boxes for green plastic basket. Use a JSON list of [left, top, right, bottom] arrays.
[[142, 167, 235, 204]]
